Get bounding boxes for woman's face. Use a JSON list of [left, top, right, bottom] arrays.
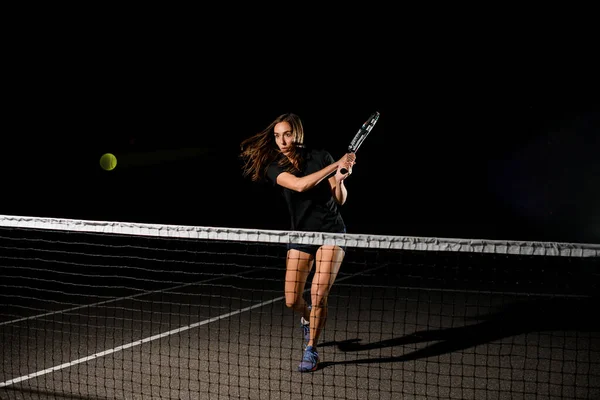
[[274, 121, 294, 155]]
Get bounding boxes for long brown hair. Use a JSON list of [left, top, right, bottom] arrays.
[[239, 113, 305, 182]]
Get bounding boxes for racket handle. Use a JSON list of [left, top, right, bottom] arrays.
[[340, 165, 354, 175], [340, 150, 355, 175]]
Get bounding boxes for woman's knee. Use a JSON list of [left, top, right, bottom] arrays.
[[285, 296, 304, 310], [285, 300, 296, 309]]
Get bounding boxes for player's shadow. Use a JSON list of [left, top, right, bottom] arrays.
[[318, 295, 600, 369]]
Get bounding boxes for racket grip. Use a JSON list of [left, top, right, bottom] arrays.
[[340, 150, 355, 175]]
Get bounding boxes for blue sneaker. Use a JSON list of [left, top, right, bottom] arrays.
[[298, 346, 319, 372]]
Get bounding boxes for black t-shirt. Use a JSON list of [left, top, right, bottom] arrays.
[[266, 148, 346, 233]]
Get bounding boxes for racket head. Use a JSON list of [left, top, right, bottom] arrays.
[[341, 111, 380, 174], [348, 111, 380, 153]]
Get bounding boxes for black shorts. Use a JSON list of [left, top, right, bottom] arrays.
[[287, 230, 347, 257]]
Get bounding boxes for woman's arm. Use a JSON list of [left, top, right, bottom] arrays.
[[330, 174, 348, 205], [330, 154, 355, 205], [276, 152, 356, 193], [276, 162, 339, 192]]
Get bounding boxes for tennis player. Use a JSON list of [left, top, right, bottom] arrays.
[[239, 112, 356, 372]]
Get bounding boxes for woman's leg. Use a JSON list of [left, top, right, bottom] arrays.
[[308, 245, 345, 348], [284, 249, 314, 320]]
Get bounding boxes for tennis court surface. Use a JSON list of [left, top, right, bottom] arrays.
[[1, 214, 599, 399]]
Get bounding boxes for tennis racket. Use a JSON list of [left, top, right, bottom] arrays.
[[340, 111, 380, 174]]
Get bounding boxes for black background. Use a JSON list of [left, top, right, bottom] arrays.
[[3, 20, 599, 244]]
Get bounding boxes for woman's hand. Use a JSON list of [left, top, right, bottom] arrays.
[[336, 153, 356, 180]]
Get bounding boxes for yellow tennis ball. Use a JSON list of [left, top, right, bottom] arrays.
[[100, 153, 117, 171]]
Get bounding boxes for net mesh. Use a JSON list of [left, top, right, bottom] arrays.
[[1, 214, 599, 400]]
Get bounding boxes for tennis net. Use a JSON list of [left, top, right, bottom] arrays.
[[0, 214, 599, 400]]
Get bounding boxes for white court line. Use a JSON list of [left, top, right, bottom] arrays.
[[0, 294, 285, 388], [0, 264, 384, 388], [0, 271, 256, 327]]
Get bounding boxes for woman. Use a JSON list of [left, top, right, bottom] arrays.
[[239, 112, 356, 372]]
